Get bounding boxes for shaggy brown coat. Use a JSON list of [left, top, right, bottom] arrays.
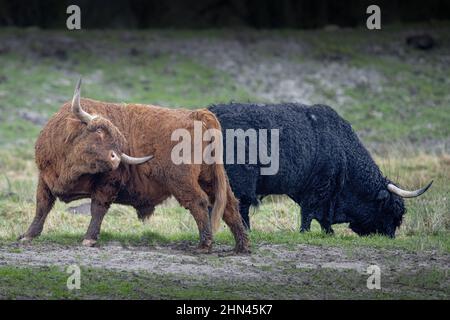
[[19, 89, 249, 253]]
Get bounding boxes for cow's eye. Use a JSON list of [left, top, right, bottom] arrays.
[[96, 128, 103, 135]]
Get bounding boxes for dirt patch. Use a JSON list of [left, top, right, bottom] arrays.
[[0, 243, 448, 285]]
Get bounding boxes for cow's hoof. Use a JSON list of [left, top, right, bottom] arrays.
[[18, 235, 33, 244], [235, 246, 251, 255], [82, 239, 97, 247], [194, 245, 212, 254]]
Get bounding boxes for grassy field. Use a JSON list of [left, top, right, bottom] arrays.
[[1, 265, 447, 299], [0, 25, 449, 299]]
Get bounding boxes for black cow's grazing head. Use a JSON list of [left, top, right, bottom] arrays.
[[338, 180, 432, 238]]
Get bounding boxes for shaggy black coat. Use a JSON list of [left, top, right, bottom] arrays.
[[209, 103, 406, 237]]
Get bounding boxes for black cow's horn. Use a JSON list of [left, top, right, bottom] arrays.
[[120, 153, 154, 165], [71, 78, 97, 123], [387, 180, 433, 198]]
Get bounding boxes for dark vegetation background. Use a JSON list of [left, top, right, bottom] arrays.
[[1, 0, 450, 29]]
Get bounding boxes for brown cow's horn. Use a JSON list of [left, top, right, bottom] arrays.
[[71, 78, 97, 123], [387, 180, 433, 198], [120, 153, 154, 165]]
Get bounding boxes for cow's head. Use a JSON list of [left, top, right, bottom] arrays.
[[341, 180, 432, 238], [67, 78, 153, 175]]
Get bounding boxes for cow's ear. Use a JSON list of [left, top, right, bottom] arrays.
[[65, 118, 84, 143], [376, 189, 390, 201]]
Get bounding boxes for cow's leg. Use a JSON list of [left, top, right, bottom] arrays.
[[82, 179, 118, 247], [291, 195, 313, 233], [320, 221, 334, 234], [300, 210, 313, 233], [320, 199, 336, 234], [173, 186, 213, 253], [190, 196, 213, 253], [82, 199, 110, 247], [318, 168, 343, 235], [318, 211, 334, 234], [223, 193, 250, 254], [239, 201, 251, 230], [18, 177, 55, 243]]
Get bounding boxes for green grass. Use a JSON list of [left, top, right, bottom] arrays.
[[0, 265, 447, 299]]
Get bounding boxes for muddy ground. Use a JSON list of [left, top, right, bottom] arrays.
[[2, 243, 448, 276], [0, 242, 448, 299]]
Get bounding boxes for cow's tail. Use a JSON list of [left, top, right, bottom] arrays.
[[211, 158, 228, 233], [196, 110, 227, 234]]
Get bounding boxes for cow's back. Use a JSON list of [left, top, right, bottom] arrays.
[[209, 103, 321, 203]]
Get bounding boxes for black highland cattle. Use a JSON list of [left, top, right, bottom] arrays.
[[209, 103, 432, 237]]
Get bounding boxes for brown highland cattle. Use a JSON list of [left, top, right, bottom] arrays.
[[18, 79, 249, 253]]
